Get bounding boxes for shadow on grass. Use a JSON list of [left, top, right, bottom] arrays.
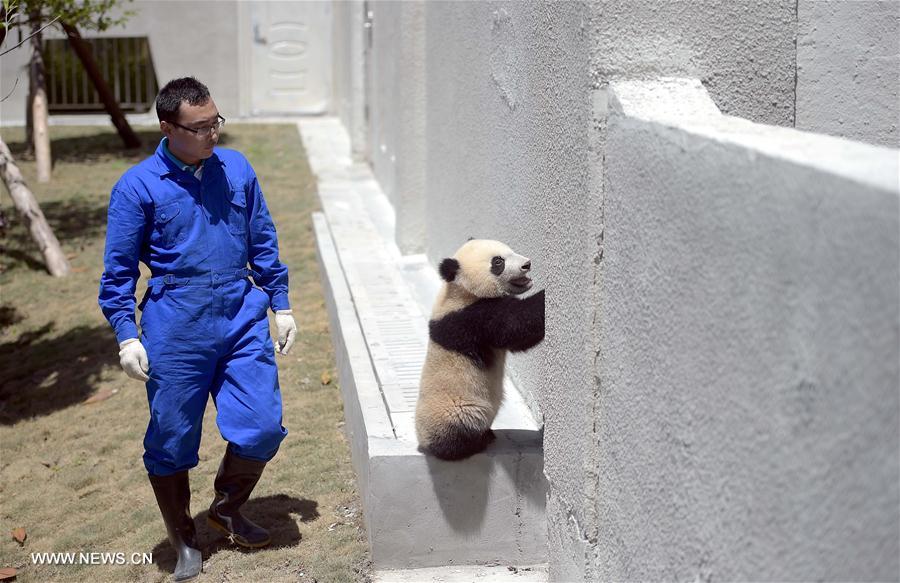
[[2, 130, 235, 274], [4, 196, 108, 241], [150, 494, 319, 575], [0, 246, 48, 272], [0, 196, 110, 273], [0, 304, 24, 328], [0, 322, 118, 424], [6, 130, 232, 165]]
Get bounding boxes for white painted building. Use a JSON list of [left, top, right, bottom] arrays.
[[0, 1, 333, 123]]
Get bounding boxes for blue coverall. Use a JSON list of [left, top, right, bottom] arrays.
[[99, 139, 289, 476]]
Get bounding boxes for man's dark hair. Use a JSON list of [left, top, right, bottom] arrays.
[[156, 77, 210, 123]]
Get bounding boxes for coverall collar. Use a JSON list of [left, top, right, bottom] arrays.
[[156, 138, 222, 179]]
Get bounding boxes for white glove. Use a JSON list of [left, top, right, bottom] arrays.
[[275, 310, 297, 355], [118, 338, 150, 382]]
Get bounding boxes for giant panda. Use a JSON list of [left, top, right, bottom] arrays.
[[415, 239, 545, 461]]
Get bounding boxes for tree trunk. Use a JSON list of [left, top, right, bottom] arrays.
[[62, 23, 142, 149], [0, 138, 70, 277], [29, 14, 51, 182], [25, 84, 35, 155], [25, 62, 35, 156]]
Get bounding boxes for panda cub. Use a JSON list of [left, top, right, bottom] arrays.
[[415, 239, 545, 461]]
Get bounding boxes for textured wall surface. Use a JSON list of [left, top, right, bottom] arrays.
[[0, 1, 241, 125], [331, 0, 367, 158], [797, 0, 900, 147], [366, 1, 427, 254], [424, 8, 599, 579], [588, 0, 796, 126], [424, 1, 595, 436], [589, 78, 900, 581], [328, 3, 900, 580]]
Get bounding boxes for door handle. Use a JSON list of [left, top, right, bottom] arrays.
[[254, 23, 267, 45]]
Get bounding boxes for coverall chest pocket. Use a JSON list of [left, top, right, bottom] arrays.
[[227, 188, 249, 236], [153, 201, 185, 247]]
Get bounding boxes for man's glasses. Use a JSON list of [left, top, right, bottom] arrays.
[[169, 115, 226, 138]]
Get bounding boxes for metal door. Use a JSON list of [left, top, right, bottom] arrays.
[[249, 1, 332, 115]]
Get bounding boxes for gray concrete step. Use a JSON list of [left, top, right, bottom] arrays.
[[373, 563, 549, 582]]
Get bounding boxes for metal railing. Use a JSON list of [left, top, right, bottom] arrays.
[[44, 36, 158, 113]]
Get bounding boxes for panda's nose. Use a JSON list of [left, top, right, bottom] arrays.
[[521, 261, 531, 272]]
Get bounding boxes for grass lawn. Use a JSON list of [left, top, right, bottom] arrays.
[[0, 124, 371, 582]]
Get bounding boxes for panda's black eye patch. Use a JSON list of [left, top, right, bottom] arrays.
[[490, 256, 505, 275]]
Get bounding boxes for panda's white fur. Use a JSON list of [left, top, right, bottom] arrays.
[[415, 239, 545, 461]]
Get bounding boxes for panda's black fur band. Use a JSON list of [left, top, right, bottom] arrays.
[[439, 258, 460, 282], [421, 427, 496, 461], [429, 289, 545, 369]]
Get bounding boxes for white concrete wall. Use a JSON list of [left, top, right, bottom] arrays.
[[331, 0, 367, 159], [331, 2, 900, 579], [365, 1, 426, 254], [796, 0, 900, 147], [0, 28, 33, 123], [576, 77, 898, 582], [588, 0, 797, 127], [0, 1, 241, 125], [424, 1, 594, 427]]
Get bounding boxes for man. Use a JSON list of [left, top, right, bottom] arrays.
[[98, 77, 297, 581]]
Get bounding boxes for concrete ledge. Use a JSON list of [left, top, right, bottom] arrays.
[[373, 563, 549, 582], [305, 118, 548, 569], [606, 77, 899, 192], [585, 78, 900, 580]]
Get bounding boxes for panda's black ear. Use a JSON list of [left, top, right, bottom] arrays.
[[439, 258, 460, 282], [467, 236, 475, 241]]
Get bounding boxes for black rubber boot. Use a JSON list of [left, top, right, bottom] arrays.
[[148, 472, 203, 581], [206, 447, 272, 548]]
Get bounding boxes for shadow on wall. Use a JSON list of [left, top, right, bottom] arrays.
[[150, 494, 319, 574], [423, 429, 546, 534]]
